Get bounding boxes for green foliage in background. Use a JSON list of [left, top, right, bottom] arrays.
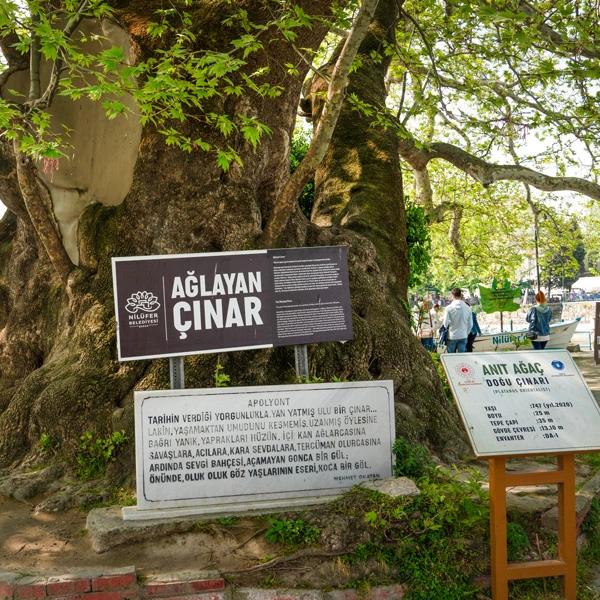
[[405, 202, 432, 289], [214, 361, 231, 387], [290, 133, 316, 219], [507, 522, 530, 561]]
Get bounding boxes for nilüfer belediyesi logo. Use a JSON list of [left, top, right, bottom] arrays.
[[125, 291, 160, 329], [126, 291, 160, 313], [551, 360, 566, 371]]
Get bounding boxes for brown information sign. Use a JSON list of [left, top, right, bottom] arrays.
[[112, 246, 352, 361]]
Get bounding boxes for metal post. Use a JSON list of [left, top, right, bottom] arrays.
[[294, 345, 309, 380], [595, 303, 600, 365], [169, 356, 185, 389]]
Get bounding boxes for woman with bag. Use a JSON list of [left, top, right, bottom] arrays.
[[526, 291, 552, 350]]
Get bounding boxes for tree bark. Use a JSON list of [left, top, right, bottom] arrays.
[[261, 0, 380, 247], [13, 143, 73, 284], [308, 0, 467, 452]]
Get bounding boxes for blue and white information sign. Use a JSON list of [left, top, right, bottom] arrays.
[[441, 350, 600, 457]]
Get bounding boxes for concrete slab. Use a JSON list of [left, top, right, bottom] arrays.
[[89, 478, 420, 553], [361, 477, 419, 497]]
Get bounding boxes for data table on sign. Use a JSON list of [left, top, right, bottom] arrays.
[[528, 400, 575, 440]]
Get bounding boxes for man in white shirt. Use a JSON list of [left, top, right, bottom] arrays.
[[442, 288, 473, 353]]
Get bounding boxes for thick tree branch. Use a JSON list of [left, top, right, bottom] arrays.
[[0, 32, 29, 70], [0, 139, 28, 220], [13, 141, 73, 283], [28, 13, 42, 102], [448, 204, 464, 261], [261, 0, 380, 247], [397, 131, 600, 201], [408, 161, 461, 223], [516, 0, 600, 60], [412, 166, 433, 213], [427, 142, 600, 200]]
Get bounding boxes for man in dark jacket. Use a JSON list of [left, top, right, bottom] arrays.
[[466, 305, 482, 352]]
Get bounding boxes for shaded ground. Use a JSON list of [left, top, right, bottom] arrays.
[[0, 499, 280, 576], [574, 351, 600, 403]]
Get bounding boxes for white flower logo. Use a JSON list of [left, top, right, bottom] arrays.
[[126, 291, 161, 314]]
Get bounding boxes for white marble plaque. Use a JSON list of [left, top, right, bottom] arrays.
[[441, 350, 600, 457], [126, 381, 394, 519]]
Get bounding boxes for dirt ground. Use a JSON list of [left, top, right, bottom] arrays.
[[0, 494, 280, 576], [0, 493, 368, 588]]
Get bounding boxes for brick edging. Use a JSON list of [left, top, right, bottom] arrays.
[[0, 569, 404, 600], [0, 569, 224, 600]]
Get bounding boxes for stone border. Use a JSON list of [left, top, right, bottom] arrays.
[[542, 469, 600, 531], [0, 569, 404, 600]]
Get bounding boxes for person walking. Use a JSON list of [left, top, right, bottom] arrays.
[[417, 300, 436, 351], [430, 303, 443, 338], [526, 291, 552, 349], [466, 304, 482, 352], [443, 288, 473, 353]]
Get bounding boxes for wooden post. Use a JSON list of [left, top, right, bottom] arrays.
[[557, 454, 577, 598], [489, 456, 508, 600], [488, 453, 577, 600]]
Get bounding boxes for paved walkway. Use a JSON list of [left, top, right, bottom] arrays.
[[573, 351, 600, 402]]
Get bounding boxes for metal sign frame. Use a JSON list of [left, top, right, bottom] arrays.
[[111, 246, 353, 361], [441, 350, 600, 457], [595, 302, 600, 365]]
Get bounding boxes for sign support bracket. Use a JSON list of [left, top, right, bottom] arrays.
[[294, 345, 309, 380], [595, 302, 599, 365], [169, 356, 185, 389], [489, 453, 577, 599]]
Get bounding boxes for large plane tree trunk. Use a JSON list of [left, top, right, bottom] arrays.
[[0, 0, 467, 485], [308, 0, 466, 457]]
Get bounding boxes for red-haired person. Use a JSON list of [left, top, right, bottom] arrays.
[[526, 291, 552, 349]]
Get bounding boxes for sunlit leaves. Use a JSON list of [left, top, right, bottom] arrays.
[[216, 148, 243, 172], [0, 0, 318, 170], [240, 116, 272, 149]]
